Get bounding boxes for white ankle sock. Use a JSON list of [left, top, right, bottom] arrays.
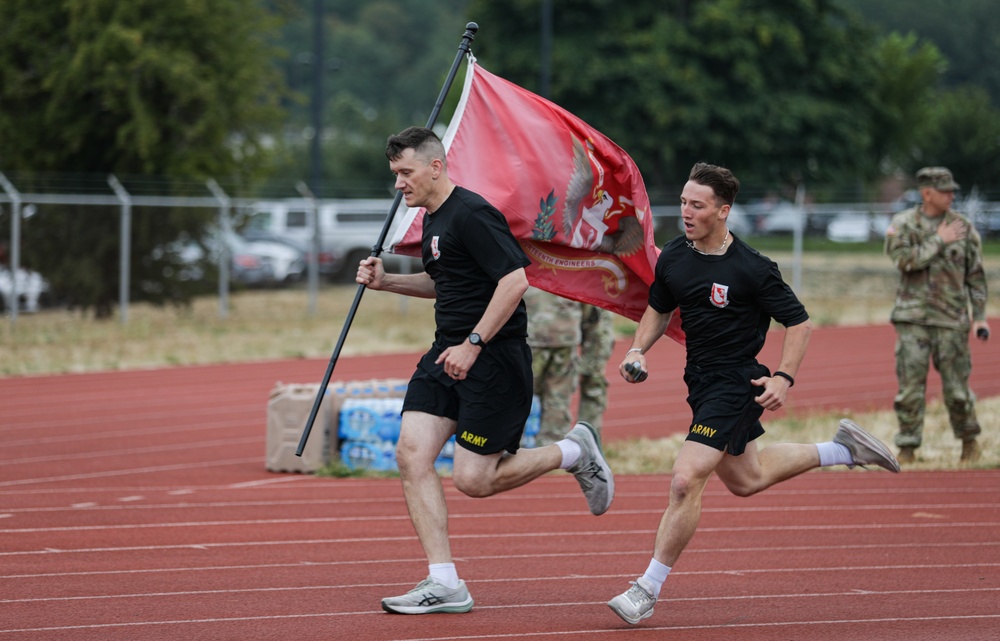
[[640, 558, 671, 598], [556, 439, 582, 469], [428, 563, 459, 589], [816, 441, 853, 467]]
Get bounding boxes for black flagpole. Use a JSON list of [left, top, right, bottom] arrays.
[[296, 22, 479, 457]]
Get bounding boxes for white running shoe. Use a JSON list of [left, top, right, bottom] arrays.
[[833, 419, 901, 473], [381, 577, 474, 614], [565, 421, 615, 515], [607, 577, 656, 624]]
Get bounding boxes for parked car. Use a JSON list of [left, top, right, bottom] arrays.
[[241, 230, 339, 279], [0, 266, 49, 313], [826, 212, 891, 243], [755, 202, 807, 235], [239, 234, 306, 284], [973, 210, 1000, 238], [244, 199, 422, 280], [159, 231, 276, 287], [747, 200, 834, 236], [961, 193, 1000, 239]]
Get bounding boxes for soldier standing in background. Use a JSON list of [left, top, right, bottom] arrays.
[[578, 304, 616, 431], [885, 166, 990, 465], [525, 287, 583, 445]]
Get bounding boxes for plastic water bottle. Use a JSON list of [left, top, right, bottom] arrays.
[[524, 394, 541, 436], [339, 397, 378, 440], [378, 397, 403, 442]]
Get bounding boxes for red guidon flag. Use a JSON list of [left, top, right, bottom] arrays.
[[389, 58, 683, 343]]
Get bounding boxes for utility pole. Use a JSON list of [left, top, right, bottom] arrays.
[[539, 0, 553, 99], [310, 0, 325, 199]]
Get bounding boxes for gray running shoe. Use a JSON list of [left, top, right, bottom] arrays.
[[565, 421, 614, 515], [607, 577, 656, 624], [833, 419, 901, 473], [381, 577, 474, 614]]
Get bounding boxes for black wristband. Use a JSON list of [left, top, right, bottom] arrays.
[[773, 370, 795, 387]]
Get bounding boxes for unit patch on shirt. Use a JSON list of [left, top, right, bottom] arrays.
[[710, 283, 730, 308]]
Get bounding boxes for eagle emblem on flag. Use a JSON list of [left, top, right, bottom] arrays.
[[562, 136, 645, 258]]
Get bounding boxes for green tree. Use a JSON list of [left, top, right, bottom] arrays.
[[865, 32, 947, 178], [918, 85, 1000, 190], [837, 1, 1000, 192], [837, 0, 1000, 106], [0, 0, 286, 316], [267, 0, 474, 198], [466, 0, 882, 196]]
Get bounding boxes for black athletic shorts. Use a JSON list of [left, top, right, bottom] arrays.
[[402, 337, 533, 456], [683, 362, 769, 456]]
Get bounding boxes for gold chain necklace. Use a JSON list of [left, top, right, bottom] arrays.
[[686, 229, 730, 255]]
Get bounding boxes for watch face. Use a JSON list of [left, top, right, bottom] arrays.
[[469, 333, 482, 346]]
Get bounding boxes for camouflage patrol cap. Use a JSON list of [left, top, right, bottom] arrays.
[[916, 166, 960, 192]]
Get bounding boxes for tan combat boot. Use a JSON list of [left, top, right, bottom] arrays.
[[897, 446, 916, 464], [960, 440, 981, 463]]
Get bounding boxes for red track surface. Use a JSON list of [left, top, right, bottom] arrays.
[[2, 321, 998, 640]]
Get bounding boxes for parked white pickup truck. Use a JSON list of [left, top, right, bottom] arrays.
[[242, 198, 421, 281]]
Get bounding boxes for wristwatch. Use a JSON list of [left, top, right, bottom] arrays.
[[467, 333, 487, 349]]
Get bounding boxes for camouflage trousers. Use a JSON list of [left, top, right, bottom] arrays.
[[893, 323, 981, 447], [578, 305, 615, 430], [530, 345, 578, 446]]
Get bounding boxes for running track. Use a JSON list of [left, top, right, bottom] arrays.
[[1, 321, 998, 640]]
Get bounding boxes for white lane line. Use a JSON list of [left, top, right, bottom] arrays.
[[0, 457, 260, 488], [4, 540, 999, 579], [3, 525, 1000, 557], [1, 610, 998, 636]]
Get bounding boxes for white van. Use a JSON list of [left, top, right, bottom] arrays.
[[243, 198, 421, 280]]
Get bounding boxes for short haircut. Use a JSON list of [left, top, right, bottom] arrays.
[[689, 162, 740, 207], [386, 126, 446, 164]]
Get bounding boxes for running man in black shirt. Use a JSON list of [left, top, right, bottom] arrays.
[[607, 163, 900, 625], [357, 127, 614, 615]]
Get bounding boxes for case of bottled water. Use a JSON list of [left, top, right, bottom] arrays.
[[340, 439, 398, 472], [336, 391, 543, 472]]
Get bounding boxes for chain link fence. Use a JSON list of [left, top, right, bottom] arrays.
[[4, 171, 999, 326]]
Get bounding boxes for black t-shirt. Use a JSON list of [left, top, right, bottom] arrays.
[[421, 186, 531, 341], [649, 234, 809, 369]]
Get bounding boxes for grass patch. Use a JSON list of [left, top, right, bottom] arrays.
[[4, 252, 998, 376], [1, 285, 437, 376], [733, 235, 1000, 256], [315, 458, 400, 479]]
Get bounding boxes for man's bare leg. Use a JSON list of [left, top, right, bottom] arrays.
[[394, 411, 458, 565], [714, 440, 820, 497], [386, 413, 614, 615], [451, 443, 562, 498], [652, 440, 725, 566], [609, 438, 820, 624]]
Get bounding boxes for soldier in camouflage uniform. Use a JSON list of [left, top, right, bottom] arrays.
[[524, 287, 583, 445], [578, 304, 616, 431], [885, 167, 991, 464]]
